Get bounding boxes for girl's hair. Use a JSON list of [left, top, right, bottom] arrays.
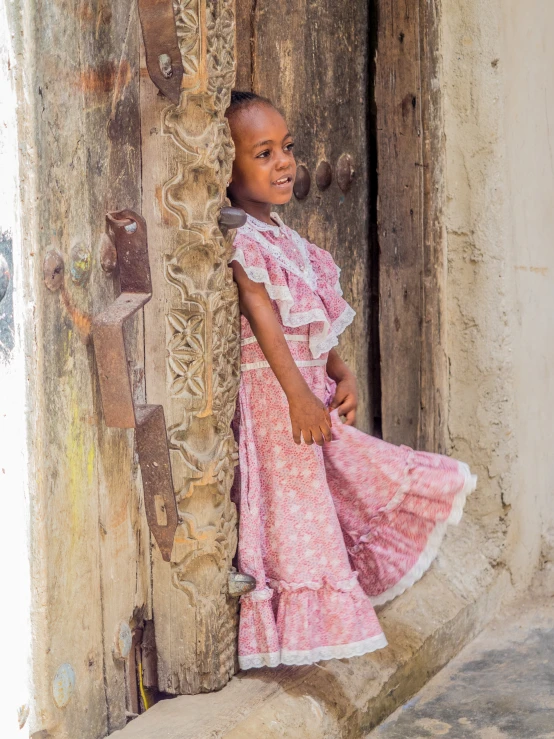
[[225, 90, 274, 118]]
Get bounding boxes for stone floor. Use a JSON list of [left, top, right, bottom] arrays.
[[367, 593, 554, 739]]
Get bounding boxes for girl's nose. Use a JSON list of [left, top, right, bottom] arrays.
[[276, 152, 292, 170]]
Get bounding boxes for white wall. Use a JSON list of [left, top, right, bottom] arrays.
[[0, 2, 32, 735], [442, 0, 554, 587]]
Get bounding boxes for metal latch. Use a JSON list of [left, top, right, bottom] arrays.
[[138, 0, 184, 103], [92, 210, 178, 561]]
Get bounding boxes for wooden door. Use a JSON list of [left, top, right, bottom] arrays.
[[8, 0, 240, 735], [140, 0, 241, 695], [10, 2, 151, 736], [236, 0, 377, 433]]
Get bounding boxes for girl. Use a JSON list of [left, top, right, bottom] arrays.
[[226, 91, 476, 670]]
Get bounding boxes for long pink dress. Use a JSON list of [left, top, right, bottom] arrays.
[[230, 213, 476, 670]]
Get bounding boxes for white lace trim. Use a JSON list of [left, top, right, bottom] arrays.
[[241, 358, 327, 372], [238, 633, 388, 670], [230, 249, 355, 358], [269, 572, 359, 593], [368, 461, 477, 606], [240, 220, 318, 290], [241, 334, 309, 346], [245, 212, 284, 236]]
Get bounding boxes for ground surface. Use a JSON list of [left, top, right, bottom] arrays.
[[367, 593, 554, 739]]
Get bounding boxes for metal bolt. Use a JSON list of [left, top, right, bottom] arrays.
[[293, 164, 311, 200], [0, 254, 9, 302], [158, 54, 173, 79], [315, 160, 333, 191], [228, 569, 256, 597], [99, 233, 118, 274], [52, 663, 76, 708], [43, 250, 65, 292], [218, 206, 247, 232], [113, 621, 133, 660], [69, 243, 92, 286], [336, 153, 355, 193]]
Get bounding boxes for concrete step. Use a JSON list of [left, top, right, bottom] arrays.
[[366, 594, 554, 738]]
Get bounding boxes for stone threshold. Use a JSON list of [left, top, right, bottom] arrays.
[[110, 520, 512, 739]]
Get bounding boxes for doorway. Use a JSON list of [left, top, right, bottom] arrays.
[[234, 0, 381, 436]]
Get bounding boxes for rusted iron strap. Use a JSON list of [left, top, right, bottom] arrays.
[[92, 210, 178, 562], [138, 0, 183, 104]]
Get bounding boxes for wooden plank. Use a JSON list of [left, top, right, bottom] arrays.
[[21, 2, 108, 735], [8, 1, 149, 734], [237, 0, 374, 432], [418, 0, 447, 453], [375, 0, 446, 450], [79, 1, 152, 732], [141, 0, 241, 694]]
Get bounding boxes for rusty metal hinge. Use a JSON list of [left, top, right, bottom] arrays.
[[138, 0, 184, 104], [92, 210, 178, 561]]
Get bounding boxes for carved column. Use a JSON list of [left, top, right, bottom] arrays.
[[141, 0, 240, 693]]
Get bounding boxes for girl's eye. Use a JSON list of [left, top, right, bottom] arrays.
[[256, 149, 270, 159], [285, 142, 295, 152]]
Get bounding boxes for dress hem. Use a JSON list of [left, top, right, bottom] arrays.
[[238, 632, 388, 670], [368, 461, 477, 606]]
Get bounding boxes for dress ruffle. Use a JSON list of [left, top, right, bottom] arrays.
[[230, 219, 355, 358], [323, 411, 477, 606], [238, 574, 387, 669]]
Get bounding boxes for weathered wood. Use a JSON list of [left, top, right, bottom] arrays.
[[84, 2, 152, 731], [6, 0, 149, 735], [419, 0, 448, 453], [375, 0, 446, 450], [141, 0, 241, 694], [236, 0, 374, 432]]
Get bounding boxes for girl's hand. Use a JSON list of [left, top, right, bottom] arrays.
[[288, 389, 332, 446], [330, 373, 358, 426]]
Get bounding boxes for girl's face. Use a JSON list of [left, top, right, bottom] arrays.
[[228, 104, 296, 209]]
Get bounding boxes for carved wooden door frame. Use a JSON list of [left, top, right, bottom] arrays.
[[140, 0, 241, 694]]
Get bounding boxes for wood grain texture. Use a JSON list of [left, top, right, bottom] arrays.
[[236, 0, 374, 432], [8, 0, 149, 735], [141, 0, 241, 694], [375, 0, 446, 450]]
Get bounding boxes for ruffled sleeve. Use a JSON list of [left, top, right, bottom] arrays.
[[230, 228, 355, 359]]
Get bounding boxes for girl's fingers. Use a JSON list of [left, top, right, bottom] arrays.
[[311, 427, 324, 446], [321, 422, 332, 443], [335, 401, 352, 417], [344, 409, 356, 426], [302, 428, 314, 445], [292, 423, 302, 445]]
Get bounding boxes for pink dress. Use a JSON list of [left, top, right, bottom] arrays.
[[230, 213, 476, 670]]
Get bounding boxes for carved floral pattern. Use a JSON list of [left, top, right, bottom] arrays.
[[156, 0, 240, 692], [173, 0, 201, 78]]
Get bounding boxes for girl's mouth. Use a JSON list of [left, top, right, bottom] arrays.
[[272, 175, 293, 188]]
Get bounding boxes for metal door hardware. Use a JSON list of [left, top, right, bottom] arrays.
[[228, 570, 256, 597], [138, 0, 184, 104], [92, 210, 178, 561], [218, 206, 247, 233], [293, 165, 311, 200], [316, 160, 333, 191], [336, 153, 355, 192]]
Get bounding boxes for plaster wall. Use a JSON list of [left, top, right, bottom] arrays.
[[442, 0, 554, 587]]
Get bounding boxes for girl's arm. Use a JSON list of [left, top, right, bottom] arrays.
[[327, 348, 358, 426], [232, 261, 332, 446]]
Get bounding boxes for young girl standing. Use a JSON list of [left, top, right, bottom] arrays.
[[226, 91, 476, 670]]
